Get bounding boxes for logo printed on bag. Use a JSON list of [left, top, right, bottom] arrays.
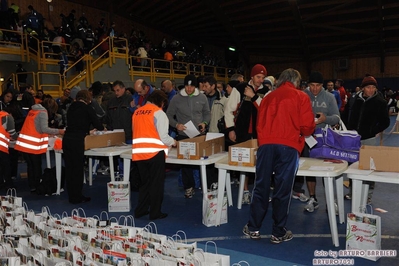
[[356, 235, 375, 243], [329, 150, 358, 160], [350, 225, 372, 234]]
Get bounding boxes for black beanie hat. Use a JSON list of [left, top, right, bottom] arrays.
[[308, 71, 324, 84], [184, 74, 197, 87], [227, 80, 240, 89]]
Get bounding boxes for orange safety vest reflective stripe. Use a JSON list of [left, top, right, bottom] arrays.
[[132, 104, 168, 161], [0, 111, 10, 154], [14, 109, 49, 154]]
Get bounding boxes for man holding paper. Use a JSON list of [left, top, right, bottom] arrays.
[[166, 74, 210, 198]]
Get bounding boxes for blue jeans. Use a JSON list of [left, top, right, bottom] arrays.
[[248, 144, 299, 237]]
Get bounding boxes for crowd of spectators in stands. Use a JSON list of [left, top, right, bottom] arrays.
[[0, 3, 242, 73]]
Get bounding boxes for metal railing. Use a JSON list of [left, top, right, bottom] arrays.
[[0, 28, 241, 95], [0, 29, 26, 60]]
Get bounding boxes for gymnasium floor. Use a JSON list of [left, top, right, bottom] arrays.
[[12, 116, 399, 265]]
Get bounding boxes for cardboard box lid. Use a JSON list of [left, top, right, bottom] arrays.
[[84, 130, 125, 150], [228, 139, 258, 166], [177, 134, 225, 158], [359, 145, 399, 172]]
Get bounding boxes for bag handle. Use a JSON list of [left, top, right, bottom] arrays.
[[144, 221, 158, 234], [52, 213, 62, 220], [232, 261, 251, 266], [359, 204, 373, 214], [124, 215, 135, 227], [6, 188, 17, 197], [41, 206, 52, 219], [170, 234, 182, 244], [61, 211, 69, 219], [193, 248, 206, 262], [99, 211, 109, 221], [118, 215, 127, 225], [23, 201, 30, 212], [331, 114, 348, 131], [205, 240, 218, 254], [174, 230, 187, 243]]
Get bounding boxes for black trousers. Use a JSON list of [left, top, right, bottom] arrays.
[[24, 152, 42, 189], [9, 148, 19, 178], [0, 151, 12, 186], [63, 136, 85, 203], [135, 151, 165, 219]]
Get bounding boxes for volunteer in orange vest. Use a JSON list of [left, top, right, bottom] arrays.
[[132, 90, 176, 220], [0, 110, 18, 189], [15, 98, 65, 192]]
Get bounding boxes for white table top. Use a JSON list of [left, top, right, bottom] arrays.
[[84, 145, 132, 156], [215, 157, 348, 177], [120, 148, 228, 166], [345, 162, 399, 184]]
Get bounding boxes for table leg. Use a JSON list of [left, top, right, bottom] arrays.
[[351, 179, 363, 213], [88, 157, 93, 185], [216, 168, 227, 226], [225, 171, 233, 207], [55, 152, 62, 195], [324, 177, 340, 247], [46, 150, 51, 168], [237, 172, 246, 209], [360, 183, 369, 211], [199, 165, 207, 199], [123, 158, 131, 182], [335, 174, 344, 224], [109, 156, 115, 182]]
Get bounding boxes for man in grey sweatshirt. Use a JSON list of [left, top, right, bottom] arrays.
[[302, 71, 340, 213], [166, 74, 210, 198]]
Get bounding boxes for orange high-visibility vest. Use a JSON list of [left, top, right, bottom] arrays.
[[132, 104, 168, 161], [0, 111, 10, 154], [15, 109, 49, 154]]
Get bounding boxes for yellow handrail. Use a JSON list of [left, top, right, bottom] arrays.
[[0, 27, 242, 96], [1, 74, 15, 93], [36, 71, 62, 97], [14, 71, 36, 89], [111, 37, 129, 65], [0, 28, 26, 60]]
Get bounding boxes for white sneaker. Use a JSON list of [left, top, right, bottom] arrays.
[[184, 187, 195, 199], [242, 191, 252, 204], [304, 197, 319, 213], [292, 192, 309, 202]]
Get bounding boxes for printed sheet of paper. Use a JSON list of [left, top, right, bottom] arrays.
[[305, 135, 318, 149], [183, 121, 200, 138]]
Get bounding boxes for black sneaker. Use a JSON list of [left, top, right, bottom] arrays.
[[270, 229, 293, 244], [243, 224, 260, 240]]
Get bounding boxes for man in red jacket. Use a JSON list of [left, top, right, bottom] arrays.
[[243, 68, 315, 244], [335, 79, 347, 114]]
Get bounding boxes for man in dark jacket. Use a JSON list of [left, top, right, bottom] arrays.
[[105, 80, 133, 143], [343, 75, 390, 143], [342, 74, 390, 203], [224, 64, 268, 204]]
